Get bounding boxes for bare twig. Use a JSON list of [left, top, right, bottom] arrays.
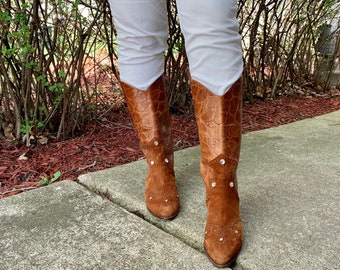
[[0, 186, 37, 195], [77, 161, 97, 171]]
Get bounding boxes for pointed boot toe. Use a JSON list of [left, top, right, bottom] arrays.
[[145, 192, 180, 220], [204, 220, 243, 268], [144, 165, 180, 220]]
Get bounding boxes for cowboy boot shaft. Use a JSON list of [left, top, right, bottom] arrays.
[[191, 79, 242, 220], [191, 79, 242, 162], [191, 79, 243, 267], [121, 76, 174, 164], [120, 75, 180, 220]]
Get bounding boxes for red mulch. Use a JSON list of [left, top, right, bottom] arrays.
[[1, 95, 340, 199]]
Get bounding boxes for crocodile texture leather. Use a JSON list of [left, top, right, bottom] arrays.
[[120, 76, 180, 220], [191, 79, 243, 267]]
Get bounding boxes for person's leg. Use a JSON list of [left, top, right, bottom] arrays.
[[177, 0, 243, 267], [108, 0, 180, 219], [108, 0, 168, 90], [177, 0, 243, 96]]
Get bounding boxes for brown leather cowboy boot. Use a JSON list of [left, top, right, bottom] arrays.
[[120, 75, 180, 220], [191, 78, 243, 267]]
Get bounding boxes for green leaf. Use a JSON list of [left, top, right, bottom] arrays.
[[25, 61, 36, 68], [34, 65, 41, 72], [0, 11, 11, 21], [37, 75, 46, 82], [58, 70, 66, 77], [49, 171, 61, 184], [38, 171, 61, 185], [22, 3, 30, 9], [38, 178, 49, 185]]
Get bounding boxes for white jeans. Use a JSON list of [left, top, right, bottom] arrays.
[[108, 0, 243, 96]]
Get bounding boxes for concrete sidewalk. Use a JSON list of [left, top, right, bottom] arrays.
[[1, 111, 340, 269]]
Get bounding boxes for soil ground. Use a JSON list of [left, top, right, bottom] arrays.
[[1, 94, 340, 199]]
